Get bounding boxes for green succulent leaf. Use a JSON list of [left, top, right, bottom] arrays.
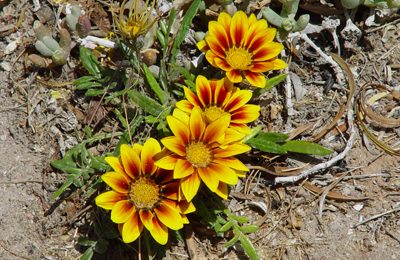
[[281, 140, 333, 156], [239, 234, 259, 260]]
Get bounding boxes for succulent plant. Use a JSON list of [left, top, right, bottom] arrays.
[[341, 0, 400, 9], [262, 0, 310, 35], [33, 21, 71, 66]]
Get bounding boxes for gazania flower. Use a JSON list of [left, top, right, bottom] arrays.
[[155, 107, 251, 201], [176, 75, 260, 133], [197, 11, 287, 88], [95, 138, 195, 245], [115, 0, 157, 40]]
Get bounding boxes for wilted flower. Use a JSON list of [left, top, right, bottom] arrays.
[[115, 0, 156, 41], [96, 138, 195, 245], [197, 11, 287, 88], [176, 75, 260, 133], [155, 107, 250, 201]]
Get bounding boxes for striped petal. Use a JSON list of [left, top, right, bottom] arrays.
[[121, 209, 142, 243], [149, 217, 168, 245], [166, 116, 190, 144], [190, 107, 206, 140], [215, 78, 233, 106], [205, 33, 226, 59], [213, 157, 249, 171], [197, 167, 219, 192], [111, 200, 134, 223], [271, 58, 288, 69], [120, 144, 141, 178], [231, 104, 260, 124], [253, 42, 284, 62], [174, 159, 194, 179], [230, 11, 248, 47], [154, 201, 184, 230], [139, 209, 154, 231], [244, 71, 266, 88], [141, 138, 161, 175], [217, 12, 232, 43], [162, 182, 179, 200], [226, 69, 242, 83], [183, 86, 202, 107], [95, 191, 125, 210], [161, 136, 186, 157], [101, 172, 129, 193], [180, 171, 201, 202], [105, 156, 129, 181], [214, 143, 251, 158], [221, 128, 246, 144], [225, 89, 252, 112], [203, 113, 230, 143], [208, 163, 238, 185], [176, 100, 194, 113], [214, 57, 233, 72], [250, 61, 275, 73], [178, 200, 196, 214], [196, 75, 212, 107], [172, 108, 190, 124], [208, 20, 230, 50], [196, 39, 208, 51], [247, 27, 276, 52], [215, 182, 228, 200], [205, 50, 219, 67], [154, 154, 178, 170]]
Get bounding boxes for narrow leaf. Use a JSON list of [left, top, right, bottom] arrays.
[[256, 132, 288, 143], [218, 220, 234, 233], [265, 73, 287, 90], [239, 225, 259, 234], [281, 140, 333, 156], [224, 232, 240, 248], [128, 90, 164, 116], [79, 47, 101, 77], [143, 64, 169, 103], [239, 234, 259, 260], [246, 138, 287, 154], [170, 0, 201, 62]]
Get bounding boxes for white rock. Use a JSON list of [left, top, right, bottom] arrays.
[[353, 203, 364, 211], [4, 41, 18, 55]]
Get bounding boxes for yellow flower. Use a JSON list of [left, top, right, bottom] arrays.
[[95, 138, 195, 245], [155, 107, 251, 201], [115, 0, 156, 40], [197, 11, 287, 88], [176, 75, 260, 133]]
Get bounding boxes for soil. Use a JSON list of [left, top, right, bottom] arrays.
[[1, 1, 400, 260]]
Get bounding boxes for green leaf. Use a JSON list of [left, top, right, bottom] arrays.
[[243, 126, 262, 143], [94, 239, 109, 254], [224, 232, 240, 248], [265, 73, 287, 90], [128, 89, 164, 116], [85, 89, 106, 97], [239, 224, 259, 234], [51, 174, 78, 199], [246, 138, 287, 154], [256, 132, 288, 143], [80, 247, 94, 260], [281, 140, 333, 156], [143, 64, 169, 104], [238, 234, 259, 260], [218, 220, 234, 233], [231, 215, 249, 224], [75, 81, 103, 90], [170, 0, 201, 63], [79, 47, 101, 77]]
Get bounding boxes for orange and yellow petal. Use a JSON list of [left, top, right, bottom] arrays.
[[215, 57, 233, 72], [111, 200, 134, 223], [197, 167, 219, 192], [226, 69, 242, 83], [205, 33, 226, 59], [154, 201, 184, 230], [215, 182, 228, 200], [196, 39, 208, 51], [180, 171, 201, 202], [230, 11, 248, 46], [139, 209, 154, 231], [231, 104, 261, 124], [225, 89, 252, 112], [178, 200, 196, 214], [101, 172, 129, 194], [217, 12, 232, 42], [253, 42, 284, 62], [96, 191, 125, 210], [172, 108, 190, 124], [244, 71, 266, 88], [161, 136, 186, 157], [222, 128, 247, 144], [154, 154, 178, 170], [140, 138, 161, 175], [166, 116, 190, 144], [208, 21, 230, 51], [205, 51, 219, 67], [215, 78, 233, 105], [121, 210, 143, 243], [183, 87, 202, 108], [272, 58, 288, 69], [162, 182, 179, 200], [149, 217, 168, 245], [174, 159, 194, 179], [214, 143, 251, 158], [120, 144, 141, 179], [189, 107, 206, 140], [213, 157, 249, 172], [196, 75, 212, 106], [203, 113, 230, 143], [209, 163, 238, 185], [175, 100, 194, 113], [104, 156, 129, 181]]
